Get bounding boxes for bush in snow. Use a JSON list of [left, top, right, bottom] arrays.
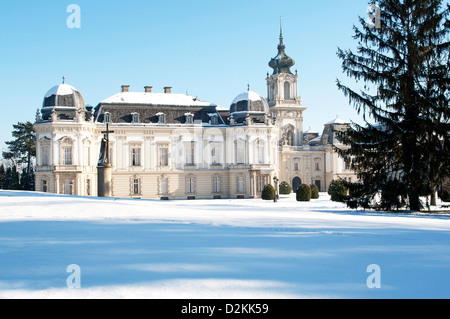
[[328, 179, 348, 203], [310, 184, 319, 199], [279, 181, 292, 195], [261, 184, 275, 200], [296, 184, 311, 202]]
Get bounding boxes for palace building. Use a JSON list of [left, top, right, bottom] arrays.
[[33, 29, 356, 199]]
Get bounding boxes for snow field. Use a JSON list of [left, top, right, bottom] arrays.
[[0, 190, 449, 299]]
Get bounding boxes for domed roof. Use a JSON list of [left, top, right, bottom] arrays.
[[268, 23, 295, 75], [42, 83, 86, 110], [230, 90, 269, 114]]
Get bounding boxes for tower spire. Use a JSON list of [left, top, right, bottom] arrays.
[[269, 17, 295, 75], [279, 16, 284, 48], [280, 17, 283, 41]]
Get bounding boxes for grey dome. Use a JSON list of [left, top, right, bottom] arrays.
[[42, 84, 86, 110], [230, 91, 269, 114]]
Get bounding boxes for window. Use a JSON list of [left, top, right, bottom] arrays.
[[185, 142, 195, 166], [315, 162, 320, 171], [213, 176, 221, 193], [133, 178, 141, 195], [284, 81, 291, 100], [209, 114, 219, 125], [257, 176, 265, 192], [85, 179, 91, 196], [237, 176, 245, 193], [42, 180, 48, 193], [159, 147, 169, 167], [63, 146, 72, 165], [41, 146, 49, 166], [104, 112, 111, 123], [160, 177, 168, 195], [294, 158, 300, 171], [84, 145, 91, 166], [131, 112, 139, 123], [186, 177, 195, 194], [211, 146, 220, 165], [235, 141, 245, 164], [157, 113, 166, 124], [257, 140, 264, 164], [185, 113, 194, 124], [63, 180, 73, 195], [131, 147, 141, 166]]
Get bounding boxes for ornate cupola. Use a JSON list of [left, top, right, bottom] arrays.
[[268, 21, 295, 75], [266, 21, 301, 108]]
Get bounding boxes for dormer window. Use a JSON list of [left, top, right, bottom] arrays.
[[156, 112, 166, 124], [208, 113, 219, 125], [185, 113, 194, 124], [131, 112, 139, 123], [104, 112, 111, 123]]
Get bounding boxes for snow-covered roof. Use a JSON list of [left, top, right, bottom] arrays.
[[325, 118, 350, 125], [100, 92, 216, 107], [304, 129, 319, 134], [44, 84, 80, 98], [42, 83, 86, 110], [231, 91, 265, 105], [309, 136, 322, 143]]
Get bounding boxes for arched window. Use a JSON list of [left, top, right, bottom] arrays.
[[284, 81, 291, 100], [60, 137, 73, 165]]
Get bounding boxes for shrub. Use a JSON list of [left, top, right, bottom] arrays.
[[328, 179, 348, 202], [279, 181, 292, 195], [296, 184, 311, 202], [261, 184, 275, 200], [310, 184, 319, 199]]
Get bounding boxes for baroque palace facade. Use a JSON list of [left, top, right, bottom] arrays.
[[33, 30, 356, 199]]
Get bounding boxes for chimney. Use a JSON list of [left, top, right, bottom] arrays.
[[164, 86, 172, 94], [121, 85, 130, 93], [144, 86, 152, 93]]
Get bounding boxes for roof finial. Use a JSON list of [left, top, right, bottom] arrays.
[[62, 75, 66, 84], [247, 82, 250, 91]]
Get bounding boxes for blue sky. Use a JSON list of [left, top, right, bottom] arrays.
[[0, 0, 373, 153]]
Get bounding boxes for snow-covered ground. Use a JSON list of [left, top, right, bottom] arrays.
[[0, 190, 449, 299]]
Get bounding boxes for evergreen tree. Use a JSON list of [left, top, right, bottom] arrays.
[[336, 0, 450, 211], [19, 167, 34, 191], [3, 121, 36, 173], [0, 164, 5, 189], [7, 165, 20, 190]]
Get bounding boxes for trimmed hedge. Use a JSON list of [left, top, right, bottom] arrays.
[[296, 184, 311, 202], [310, 184, 319, 199], [279, 181, 292, 195], [261, 184, 275, 200]]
